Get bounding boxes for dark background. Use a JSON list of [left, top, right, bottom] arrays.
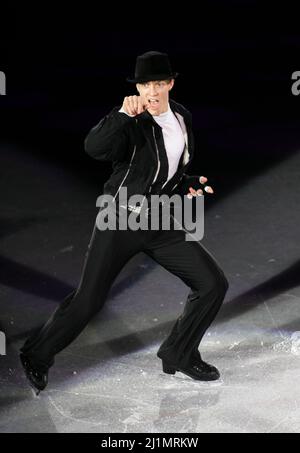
[[1, 2, 300, 203], [1, 3, 300, 431]]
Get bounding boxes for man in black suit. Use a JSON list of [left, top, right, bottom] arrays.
[[20, 51, 228, 394]]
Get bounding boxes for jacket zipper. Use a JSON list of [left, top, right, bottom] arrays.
[[139, 126, 161, 209], [151, 125, 184, 193], [149, 126, 161, 193], [113, 145, 137, 201], [113, 124, 163, 208]]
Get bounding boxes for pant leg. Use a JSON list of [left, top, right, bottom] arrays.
[[20, 216, 144, 370], [143, 226, 228, 368]]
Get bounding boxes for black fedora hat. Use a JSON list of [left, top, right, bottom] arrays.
[[127, 51, 179, 83]]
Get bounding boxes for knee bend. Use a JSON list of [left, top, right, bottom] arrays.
[[205, 271, 228, 299], [219, 271, 229, 294]]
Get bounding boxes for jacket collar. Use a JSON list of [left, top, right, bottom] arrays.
[[137, 99, 193, 166]]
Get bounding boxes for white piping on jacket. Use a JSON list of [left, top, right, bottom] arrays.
[[113, 145, 137, 201]]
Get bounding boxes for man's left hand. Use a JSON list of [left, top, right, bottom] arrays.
[[187, 176, 214, 199]]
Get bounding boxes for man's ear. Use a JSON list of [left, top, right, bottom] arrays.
[[136, 83, 140, 94], [168, 79, 175, 91]]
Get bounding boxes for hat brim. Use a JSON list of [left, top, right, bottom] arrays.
[[126, 72, 179, 83]]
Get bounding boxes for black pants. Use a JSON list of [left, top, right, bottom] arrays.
[[20, 204, 228, 371]]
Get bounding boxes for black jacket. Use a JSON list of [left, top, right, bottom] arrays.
[[84, 98, 199, 204]]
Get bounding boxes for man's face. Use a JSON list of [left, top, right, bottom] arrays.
[[136, 79, 174, 116]]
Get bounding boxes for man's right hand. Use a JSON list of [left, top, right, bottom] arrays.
[[122, 95, 150, 116]]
